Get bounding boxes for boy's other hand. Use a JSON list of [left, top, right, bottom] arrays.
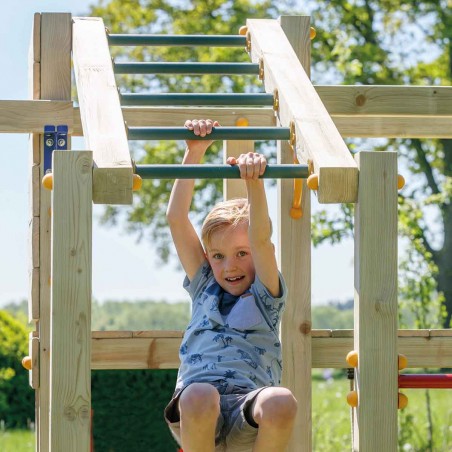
[[185, 119, 220, 154], [227, 152, 267, 180]]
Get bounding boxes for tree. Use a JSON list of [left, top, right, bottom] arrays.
[[0, 310, 34, 428], [303, 0, 451, 327], [90, 0, 451, 327]]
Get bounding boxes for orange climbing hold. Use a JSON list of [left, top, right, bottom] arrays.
[[398, 354, 408, 371], [132, 174, 143, 191], [42, 173, 53, 190], [310, 27, 316, 40], [307, 174, 319, 191], [398, 392, 408, 410], [235, 117, 249, 127], [346, 350, 358, 368], [346, 390, 358, 408], [397, 174, 405, 190], [22, 356, 32, 371], [238, 26, 247, 36]]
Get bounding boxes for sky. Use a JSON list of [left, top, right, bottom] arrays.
[[0, 0, 354, 307]]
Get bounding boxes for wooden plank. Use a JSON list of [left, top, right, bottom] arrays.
[[247, 18, 358, 204], [28, 13, 41, 100], [223, 140, 250, 199], [88, 333, 452, 369], [37, 13, 72, 452], [332, 115, 452, 139], [316, 85, 452, 117], [50, 150, 92, 452], [28, 268, 40, 321], [91, 337, 181, 370], [353, 151, 398, 451], [29, 334, 40, 389], [0, 100, 73, 134], [72, 17, 133, 205], [278, 15, 312, 452]]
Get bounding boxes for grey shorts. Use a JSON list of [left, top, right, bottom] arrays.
[[164, 382, 267, 452]]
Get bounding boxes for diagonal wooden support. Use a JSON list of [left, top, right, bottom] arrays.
[[73, 17, 133, 205], [246, 19, 358, 203]]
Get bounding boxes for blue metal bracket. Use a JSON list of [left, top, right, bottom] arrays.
[[43, 125, 68, 173]]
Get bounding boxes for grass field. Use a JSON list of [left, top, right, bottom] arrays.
[[1, 376, 452, 451]]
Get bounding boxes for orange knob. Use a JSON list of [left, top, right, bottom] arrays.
[[346, 390, 358, 407], [239, 26, 248, 36], [235, 117, 249, 127], [346, 350, 358, 368], [132, 174, 143, 191], [398, 354, 408, 370], [42, 173, 53, 190], [398, 392, 408, 409], [310, 27, 316, 40], [307, 174, 319, 191], [397, 174, 405, 190], [22, 356, 32, 371]]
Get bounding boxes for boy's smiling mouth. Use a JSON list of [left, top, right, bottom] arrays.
[[225, 276, 245, 282]]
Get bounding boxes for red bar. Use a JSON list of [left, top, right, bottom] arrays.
[[399, 374, 452, 389]]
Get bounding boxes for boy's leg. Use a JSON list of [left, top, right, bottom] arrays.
[[250, 387, 298, 452], [179, 382, 220, 452]]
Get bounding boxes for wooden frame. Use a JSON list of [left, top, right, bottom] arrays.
[[15, 12, 452, 452]]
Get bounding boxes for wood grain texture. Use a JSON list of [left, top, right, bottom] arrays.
[[223, 140, 250, 199], [37, 14, 73, 452], [278, 15, 312, 452], [89, 331, 452, 369], [246, 18, 358, 203], [353, 151, 398, 451], [72, 17, 133, 205], [50, 151, 92, 452]]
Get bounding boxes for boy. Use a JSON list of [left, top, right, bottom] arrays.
[[164, 119, 297, 452]]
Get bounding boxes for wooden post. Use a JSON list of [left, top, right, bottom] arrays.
[[32, 13, 72, 452], [353, 151, 398, 451], [279, 15, 312, 452], [50, 151, 93, 451], [223, 140, 250, 200]]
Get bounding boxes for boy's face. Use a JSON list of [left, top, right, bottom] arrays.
[[205, 222, 255, 296]]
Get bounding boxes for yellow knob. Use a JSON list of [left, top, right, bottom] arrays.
[[235, 117, 249, 127], [346, 390, 358, 408], [22, 356, 32, 371], [398, 354, 408, 371], [398, 392, 408, 410], [310, 27, 316, 40], [132, 174, 143, 191], [397, 174, 405, 190], [239, 26, 248, 36], [42, 173, 53, 190], [346, 350, 358, 368], [307, 174, 319, 191]]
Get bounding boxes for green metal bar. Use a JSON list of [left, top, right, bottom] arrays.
[[114, 62, 259, 75], [128, 127, 290, 141], [108, 34, 246, 47], [120, 93, 274, 106], [135, 164, 308, 179]]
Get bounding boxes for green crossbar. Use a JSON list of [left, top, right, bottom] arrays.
[[128, 127, 290, 141], [108, 34, 246, 47], [135, 164, 308, 179], [114, 62, 259, 75], [120, 93, 274, 107]]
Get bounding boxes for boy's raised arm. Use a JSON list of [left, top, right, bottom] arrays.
[[226, 153, 281, 297], [166, 119, 218, 281]]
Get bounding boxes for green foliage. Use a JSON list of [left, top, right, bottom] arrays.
[[312, 300, 354, 329], [92, 299, 191, 330], [0, 311, 34, 428], [0, 429, 34, 452], [91, 369, 179, 451]]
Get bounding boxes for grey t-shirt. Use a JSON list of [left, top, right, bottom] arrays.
[[176, 261, 287, 391]]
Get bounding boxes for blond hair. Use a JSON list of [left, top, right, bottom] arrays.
[[201, 198, 249, 247]]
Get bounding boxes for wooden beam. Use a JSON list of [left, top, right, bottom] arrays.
[[0, 101, 73, 134], [223, 140, 250, 199], [246, 19, 358, 204], [89, 330, 452, 370], [50, 151, 92, 452], [316, 85, 452, 117], [278, 15, 312, 452], [353, 151, 398, 451], [37, 14, 72, 452], [72, 17, 133, 205]]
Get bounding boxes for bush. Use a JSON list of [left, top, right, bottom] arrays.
[[0, 310, 34, 428]]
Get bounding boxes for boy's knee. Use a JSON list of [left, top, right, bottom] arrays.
[[255, 387, 298, 426], [179, 383, 220, 419]]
